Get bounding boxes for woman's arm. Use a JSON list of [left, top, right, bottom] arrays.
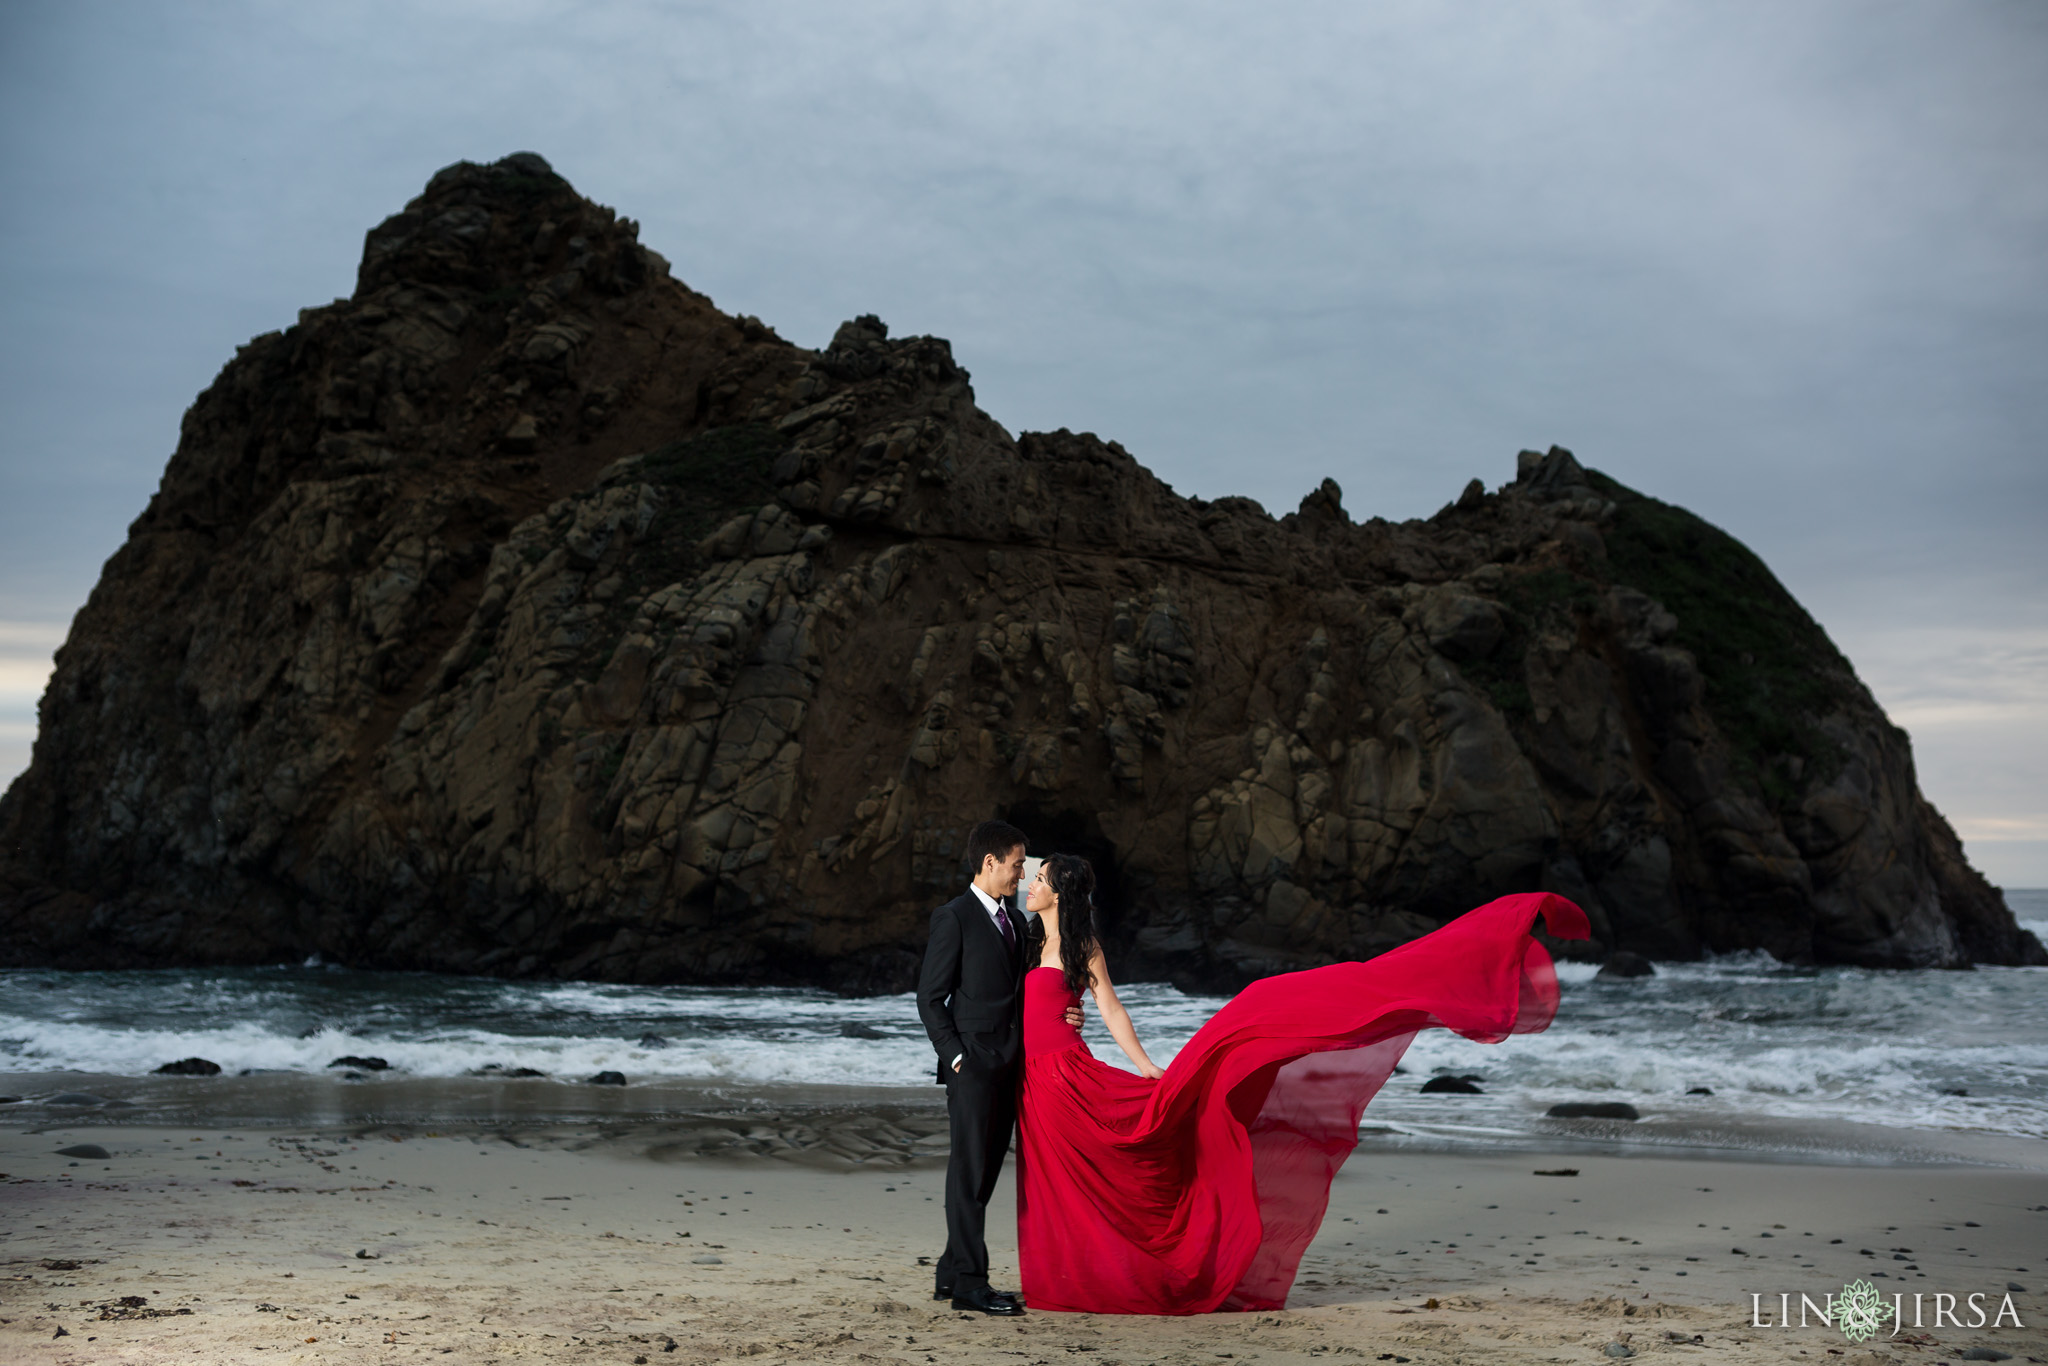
[[1088, 948, 1165, 1079]]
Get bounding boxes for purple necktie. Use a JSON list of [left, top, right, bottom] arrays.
[[995, 902, 1016, 949]]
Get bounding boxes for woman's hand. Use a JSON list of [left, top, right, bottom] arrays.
[[1137, 1060, 1166, 1080], [1063, 1004, 1084, 1029]]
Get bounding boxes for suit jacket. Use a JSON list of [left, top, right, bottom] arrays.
[[917, 889, 1037, 1085]]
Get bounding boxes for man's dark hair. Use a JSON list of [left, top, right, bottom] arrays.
[[964, 819, 1027, 877]]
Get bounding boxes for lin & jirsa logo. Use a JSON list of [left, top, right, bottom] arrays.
[[1749, 1280, 2025, 1341]]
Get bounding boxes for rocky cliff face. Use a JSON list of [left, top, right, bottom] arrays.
[[3, 154, 2039, 990]]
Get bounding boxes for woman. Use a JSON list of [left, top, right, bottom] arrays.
[[1014, 853, 1587, 1315]]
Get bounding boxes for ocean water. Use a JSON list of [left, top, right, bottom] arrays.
[[4, 892, 2043, 1155]]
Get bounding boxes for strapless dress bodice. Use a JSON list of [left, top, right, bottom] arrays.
[[1023, 965, 1086, 1057]]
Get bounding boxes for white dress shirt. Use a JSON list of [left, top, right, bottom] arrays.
[[968, 882, 1013, 932]]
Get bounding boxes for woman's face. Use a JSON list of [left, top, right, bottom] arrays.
[[1024, 864, 1055, 917]]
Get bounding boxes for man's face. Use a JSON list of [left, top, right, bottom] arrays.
[[990, 843, 1027, 897]]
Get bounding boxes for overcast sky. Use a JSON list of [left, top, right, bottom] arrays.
[[1, 1, 2043, 885]]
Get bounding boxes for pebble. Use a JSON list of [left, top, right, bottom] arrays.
[[691, 1254, 723, 1265], [56, 1144, 111, 1160]]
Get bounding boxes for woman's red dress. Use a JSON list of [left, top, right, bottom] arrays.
[[1014, 891, 1587, 1314]]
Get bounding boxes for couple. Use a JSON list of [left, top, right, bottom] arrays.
[[916, 818, 1590, 1316]]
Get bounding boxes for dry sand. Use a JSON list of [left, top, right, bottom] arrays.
[[3, 1115, 2045, 1365]]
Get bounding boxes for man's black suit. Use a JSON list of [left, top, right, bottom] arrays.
[[916, 888, 1033, 1298]]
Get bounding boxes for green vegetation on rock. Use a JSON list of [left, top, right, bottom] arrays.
[[631, 422, 787, 587], [1589, 469, 1858, 798], [643, 423, 784, 530]]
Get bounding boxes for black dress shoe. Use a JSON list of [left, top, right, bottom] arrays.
[[936, 1285, 1022, 1305], [951, 1284, 1025, 1315]]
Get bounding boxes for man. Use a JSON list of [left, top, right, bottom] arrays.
[[916, 819, 1076, 1315]]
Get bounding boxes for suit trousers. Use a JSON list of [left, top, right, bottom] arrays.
[[936, 1057, 1018, 1294]]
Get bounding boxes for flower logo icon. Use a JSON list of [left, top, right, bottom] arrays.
[[1835, 1279, 1896, 1343]]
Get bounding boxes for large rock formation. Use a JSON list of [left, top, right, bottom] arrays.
[[2, 154, 2038, 990]]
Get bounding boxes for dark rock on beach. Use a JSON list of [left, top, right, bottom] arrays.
[[635, 1033, 672, 1049], [1548, 1101, 1642, 1120], [56, 1144, 111, 1160], [587, 1070, 628, 1086], [153, 1056, 223, 1075], [839, 1021, 888, 1039], [327, 1056, 390, 1071], [1686, 1086, 1713, 1094], [472, 1063, 548, 1077], [0, 151, 2039, 991], [1596, 951, 1656, 979], [1421, 1075, 1484, 1094]]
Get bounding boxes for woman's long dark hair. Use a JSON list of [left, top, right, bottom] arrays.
[[1046, 853, 1100, 999]]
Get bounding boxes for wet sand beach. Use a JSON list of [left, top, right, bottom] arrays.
[[3, 1099, 2045, 1365]]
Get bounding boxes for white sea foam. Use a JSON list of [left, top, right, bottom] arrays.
[[0, 1014, 939, 1087], [4, 921, 2045, 1144]]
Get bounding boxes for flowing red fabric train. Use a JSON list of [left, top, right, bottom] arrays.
[[1015, 891, 1588, 1315]]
